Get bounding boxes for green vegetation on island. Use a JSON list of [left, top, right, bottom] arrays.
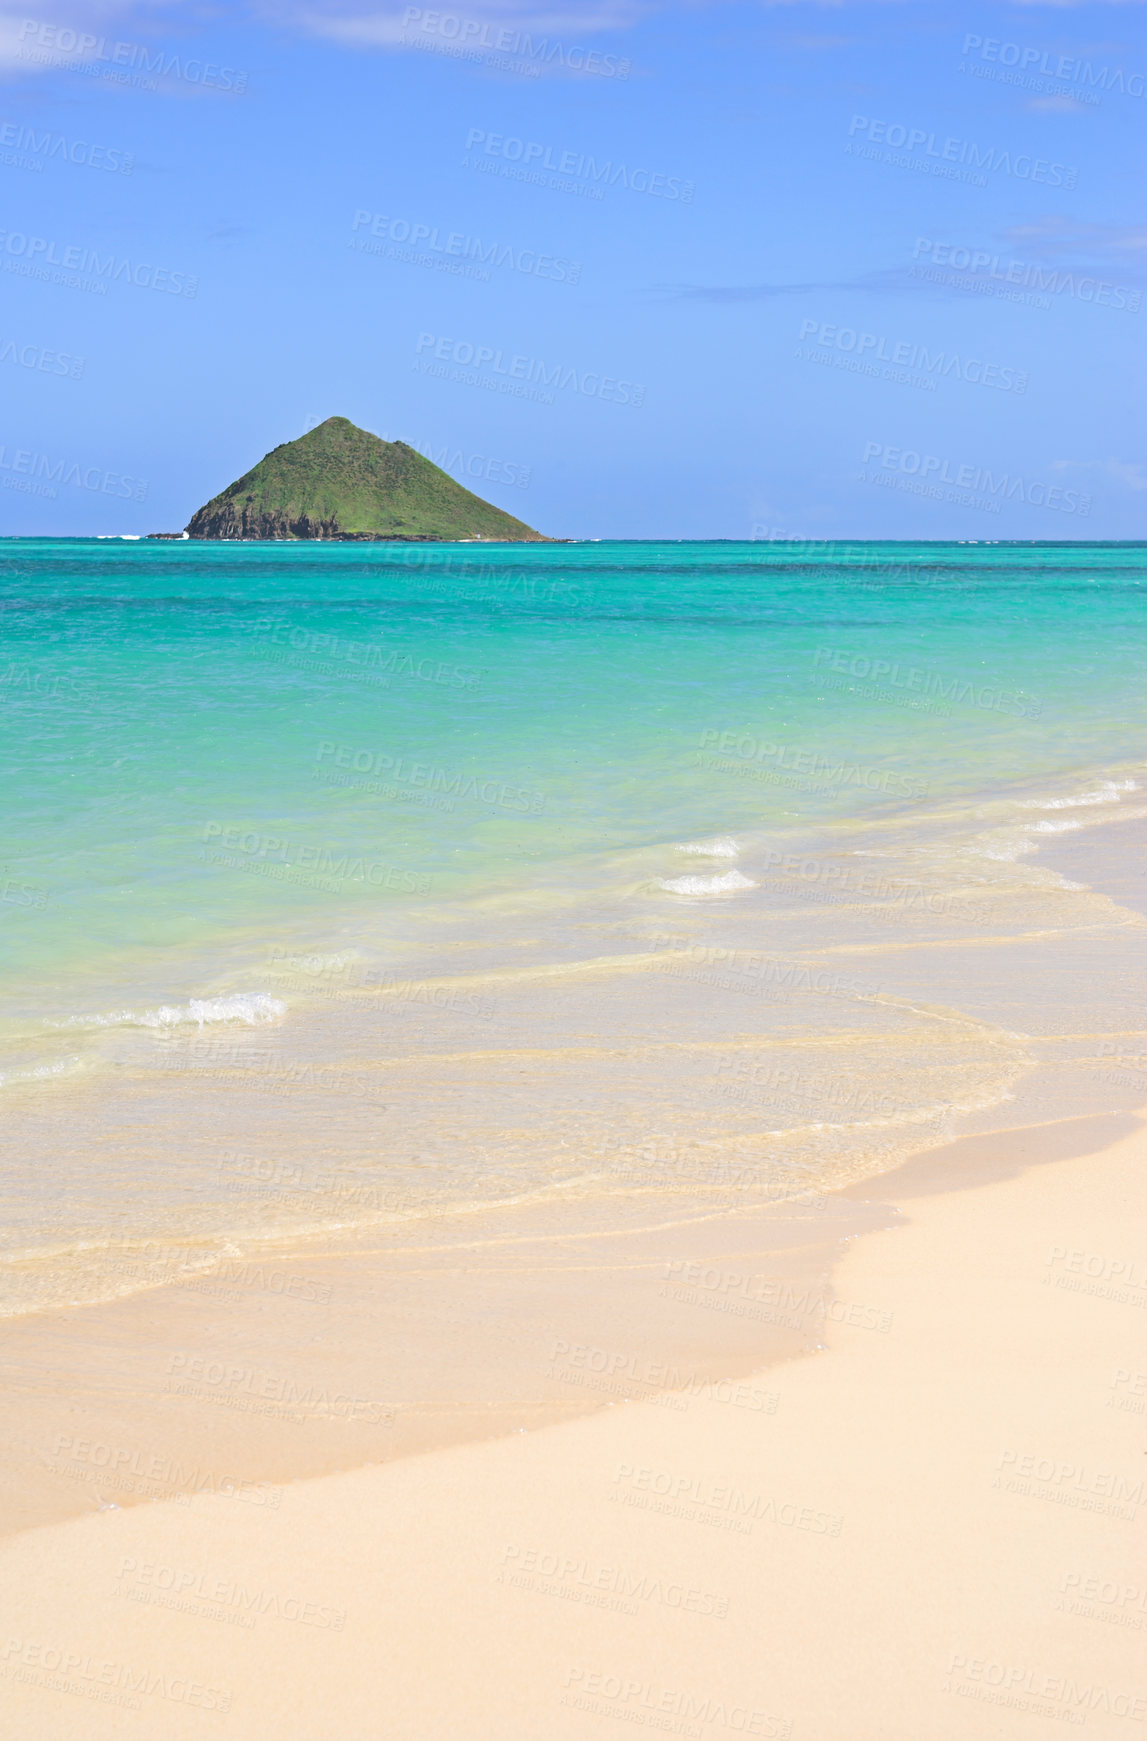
[[184, 417, 548, 541]]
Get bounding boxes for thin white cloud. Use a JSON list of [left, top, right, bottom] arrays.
[[1105, 459, 1147, 491], [652, 266, 930, 301], [268, 0, 914, 42], [1002, 217, 1147, 264], [249, 0, 645, 47], [0, 3, 195, 72]]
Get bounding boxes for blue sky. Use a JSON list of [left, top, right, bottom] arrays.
[[0, 0, 1144, 538]]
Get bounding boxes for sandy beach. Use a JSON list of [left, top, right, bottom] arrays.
[[3, 1104, 1145, 1738], [5, 0, 1146, 1717]]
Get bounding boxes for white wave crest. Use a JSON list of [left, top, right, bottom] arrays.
[[658, 870, 757, 896], [1021, 780, 1138, 811], [51, 994, 287, 1032], [674, 836, 739, 858]]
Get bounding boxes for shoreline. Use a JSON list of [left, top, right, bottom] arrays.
[[1, 1104, 1137, 1545], [2, 1105, 1145, 1734], [3, 806, 1143, 1546], [7, 785, 1144, 1332]]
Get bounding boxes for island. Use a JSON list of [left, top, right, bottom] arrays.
[[178, 416, 548, 541]]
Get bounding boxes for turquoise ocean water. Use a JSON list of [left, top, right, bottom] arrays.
[[3, 540, 1145, 1315]]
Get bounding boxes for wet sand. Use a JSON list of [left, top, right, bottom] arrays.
[[2, 1106, 1145, 1736]]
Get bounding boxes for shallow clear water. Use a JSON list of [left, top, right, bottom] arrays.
[[3, 539, 1145, 1315]]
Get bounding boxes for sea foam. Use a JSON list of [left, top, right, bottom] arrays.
[[0, 1056, 81, 1088], [658, 869, 757, 896], [673, 836, 740, 858], [50, 993, 286, 1031], [1021, 780, 1138, 811]]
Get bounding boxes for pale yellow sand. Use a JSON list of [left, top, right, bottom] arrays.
[[2, 1111, 1145, 1738]]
